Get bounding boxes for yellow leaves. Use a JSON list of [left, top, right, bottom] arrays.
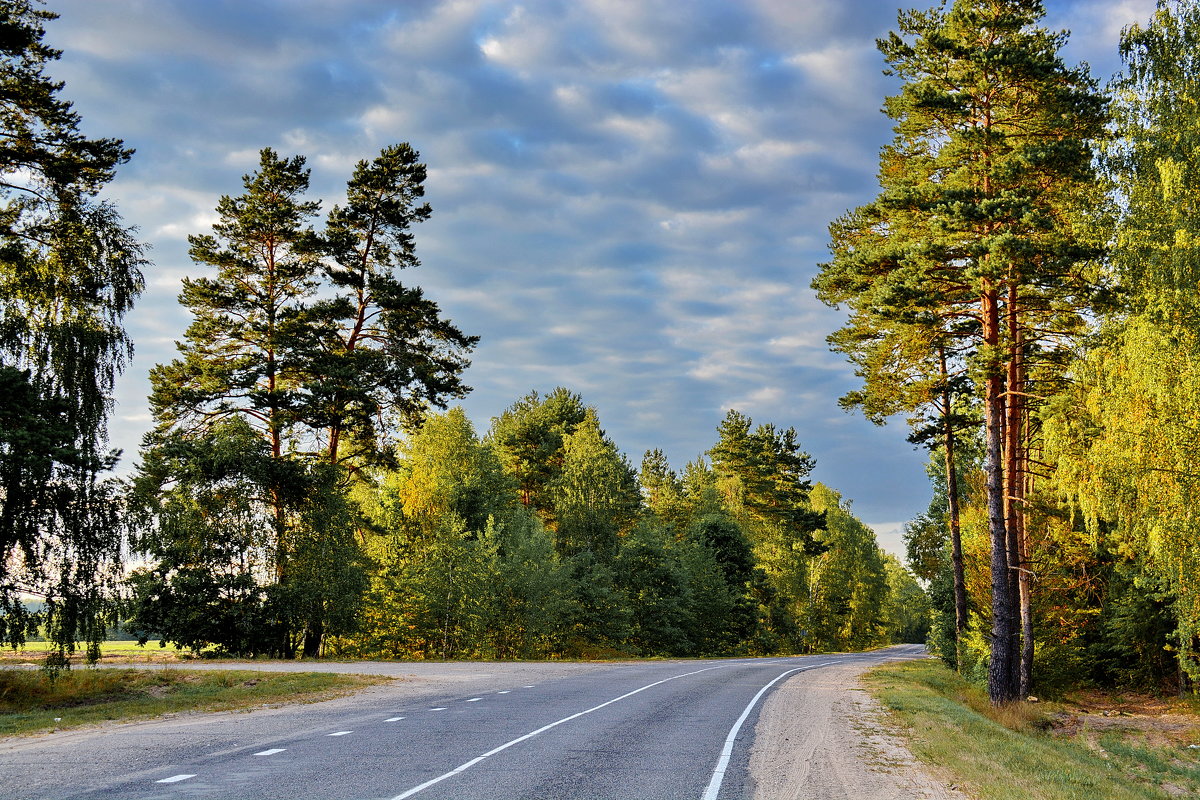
[[1156, 156, 1185, 203]]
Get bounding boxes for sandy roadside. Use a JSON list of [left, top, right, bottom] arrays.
[[750, 659, 968, 800]]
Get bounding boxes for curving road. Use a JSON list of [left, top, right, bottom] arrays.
[[0, 645, 928, 800]]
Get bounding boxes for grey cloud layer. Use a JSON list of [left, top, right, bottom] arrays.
[[46, 0, 1154, 548]]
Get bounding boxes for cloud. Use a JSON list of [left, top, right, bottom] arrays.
[[40, 0, 1123, 545]]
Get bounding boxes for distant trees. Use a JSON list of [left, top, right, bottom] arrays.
[[329, 397, 915, 660], [0, 0, 145, 661]]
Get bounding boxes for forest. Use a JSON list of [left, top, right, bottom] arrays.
[[5, 0, 1200, 706], [814, 0, 1200, 703]]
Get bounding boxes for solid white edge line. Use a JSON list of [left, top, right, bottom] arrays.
[[388, 665, 725, 800], [700, 660, 844, 800], [155, 774, 195, 784]]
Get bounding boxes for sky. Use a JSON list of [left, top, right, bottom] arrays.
[[42, 0, 1156, 557]]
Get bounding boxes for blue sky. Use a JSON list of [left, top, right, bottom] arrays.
[[44, 0, 1155, 556]]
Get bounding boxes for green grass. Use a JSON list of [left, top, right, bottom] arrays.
[[1, 640, 187, 661], [0, 668, 391, 736], [864, 660, 1190, 800]]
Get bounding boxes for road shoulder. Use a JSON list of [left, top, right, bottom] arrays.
[[749, 659, 968, 800]]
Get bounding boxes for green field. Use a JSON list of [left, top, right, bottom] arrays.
[[1, 640, 186, 662]]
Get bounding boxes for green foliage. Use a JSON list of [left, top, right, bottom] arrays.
[[613, 520, 694, 655], [639, 448, 687, 531], [312, 143, 477, 466], [134, 144, 472, 659], [551, 410, 640, 562], [352, 407, 574, 659], [884, 554, 932, 644], [818, 0, 1110, 703], [488, 387, 587, 519], [333, 394, 923, 660], [390, 406, 514, 533], [479, 513, 576, 658], [0, 0, 145, 662], [709, 410, 824, 551], [708, 409, 827, 651], [805, 484, 891, 651], [1038, 0, 1200, 689], [126, 419, 293, 656]]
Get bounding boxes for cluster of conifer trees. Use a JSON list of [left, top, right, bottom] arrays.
[[816, 0, 1200, 701], [129, 384, 928, 660]]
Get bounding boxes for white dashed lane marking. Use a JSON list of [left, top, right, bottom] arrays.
[[145, 683, 546, 790], [156, 775, 195, 784]]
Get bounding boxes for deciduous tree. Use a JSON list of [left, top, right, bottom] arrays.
[[0, 0, 145, 660]]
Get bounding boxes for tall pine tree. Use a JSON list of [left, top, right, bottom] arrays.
[[814, 0, 1107, 702], [136, 146, 475, 657]]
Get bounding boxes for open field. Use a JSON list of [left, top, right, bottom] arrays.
[[0, 668, 391, 737], [0, 640, 189, 665], [866, 660, 1200, 799]]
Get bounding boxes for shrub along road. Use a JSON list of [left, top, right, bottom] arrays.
[[0, 645, 941, 800]]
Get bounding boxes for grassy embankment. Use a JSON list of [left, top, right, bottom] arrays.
[[866, 660, 1200, 799], [0, 642, 391, 737]]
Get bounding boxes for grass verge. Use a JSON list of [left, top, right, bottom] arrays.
[[0, 668, 391, 737], [864, 660, 1200, 800]]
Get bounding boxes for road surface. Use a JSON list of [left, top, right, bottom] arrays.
[[0, 645, 937, 800]]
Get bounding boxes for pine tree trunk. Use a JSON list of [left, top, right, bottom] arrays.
[[939, 346, 969, 671], [1004, 288, 1025, 700], [984, 284, 1017, 705], [1011, 311, 1034, 699], [1008, 284, 1036, 695]]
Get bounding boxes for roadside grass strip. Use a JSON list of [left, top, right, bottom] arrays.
[[0, 668, 390, 736], [865, 660, 1196, 800]]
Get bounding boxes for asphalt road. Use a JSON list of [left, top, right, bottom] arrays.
[[0, 645, 926, 800]]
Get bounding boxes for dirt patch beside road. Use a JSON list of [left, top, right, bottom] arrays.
[[751, 659, 968, 800]]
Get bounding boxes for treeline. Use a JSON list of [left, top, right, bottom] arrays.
[[130, 389, 926, 660], [816, 0, 1200, 701]]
